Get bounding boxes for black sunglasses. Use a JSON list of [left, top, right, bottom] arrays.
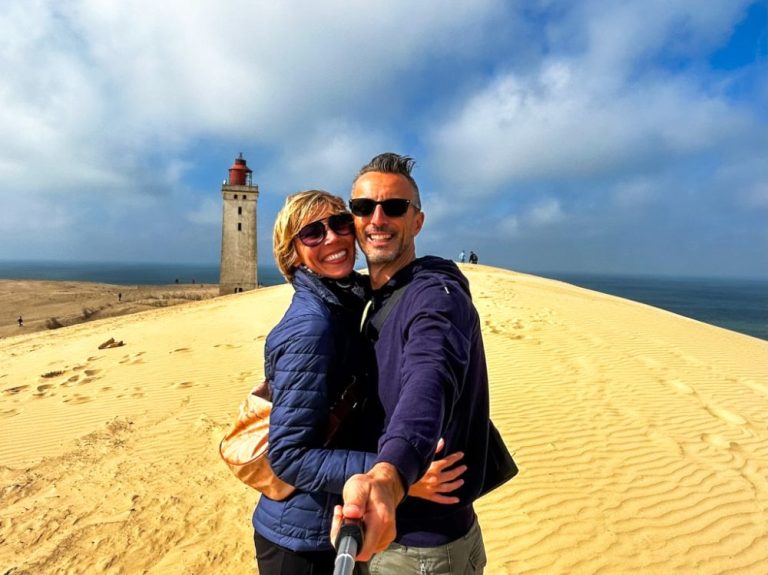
[[296, 213, 355, 247], [348, 198, 415, 218]]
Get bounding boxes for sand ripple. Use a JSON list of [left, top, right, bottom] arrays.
[[1, 269, 766, 574]]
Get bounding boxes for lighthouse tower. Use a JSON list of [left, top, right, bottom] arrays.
[[219, 154, 259, 295]]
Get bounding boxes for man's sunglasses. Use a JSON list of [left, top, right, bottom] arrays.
[[296, 213, 355, 247], [348, 198, 415, 218]]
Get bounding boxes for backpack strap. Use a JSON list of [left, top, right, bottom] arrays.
[[361, 284, 411, 342]]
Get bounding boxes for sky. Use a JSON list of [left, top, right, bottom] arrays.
[[1, 0, 766, 279]]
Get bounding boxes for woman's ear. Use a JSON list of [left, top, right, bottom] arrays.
[[290, 249, 302, 270]]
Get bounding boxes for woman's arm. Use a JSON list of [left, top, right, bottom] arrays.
[[267, 311, 377, 495], [408, 439, 466, 504]]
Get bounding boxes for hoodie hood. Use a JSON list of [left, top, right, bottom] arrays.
[[377, 255, 471, 299]]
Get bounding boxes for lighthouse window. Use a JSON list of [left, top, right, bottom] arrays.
[[238, 206, 242, 215], [234, 194, 238, 199], [238, 223, 242, 231]]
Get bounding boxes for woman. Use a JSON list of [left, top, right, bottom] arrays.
[[252, 190, 464, 574]]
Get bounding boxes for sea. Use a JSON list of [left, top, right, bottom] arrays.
[[539, 272, 767, 342], [0, 261, 765, 341], [0, 260, 286, 289]]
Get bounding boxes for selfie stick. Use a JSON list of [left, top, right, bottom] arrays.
[[333, 517, 364, 575]]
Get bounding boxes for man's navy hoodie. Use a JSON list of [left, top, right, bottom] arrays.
[[367, 256, 491, 547]]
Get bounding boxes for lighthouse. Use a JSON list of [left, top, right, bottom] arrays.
[[219, 154, 259, 295]]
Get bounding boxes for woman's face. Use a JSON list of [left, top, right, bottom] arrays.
[[294, 209, 356, 279]]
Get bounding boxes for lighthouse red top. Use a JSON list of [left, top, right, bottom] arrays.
[[228, 153, 253, 186]]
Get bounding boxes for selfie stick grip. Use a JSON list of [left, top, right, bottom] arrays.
[[333, 518, 364, 575]]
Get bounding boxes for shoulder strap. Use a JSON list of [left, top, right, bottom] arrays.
[[362, 284, 411, 342]]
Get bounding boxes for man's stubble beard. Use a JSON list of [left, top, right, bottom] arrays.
[[359, 229, 405, 266]]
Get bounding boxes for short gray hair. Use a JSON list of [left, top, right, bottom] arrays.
[[353, 152, 421, 209]]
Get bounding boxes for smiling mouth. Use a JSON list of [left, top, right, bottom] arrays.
[[323, 249, 348, 263], [366, 231, 394, 244]]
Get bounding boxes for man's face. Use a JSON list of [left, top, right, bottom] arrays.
[[350, 172, 424, 277]]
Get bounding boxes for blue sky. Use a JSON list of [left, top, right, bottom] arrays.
[[1, 0, 766, 278]]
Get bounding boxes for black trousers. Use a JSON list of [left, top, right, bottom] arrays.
[[254, 530, 336, 575]]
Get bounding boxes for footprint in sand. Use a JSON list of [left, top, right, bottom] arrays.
[[3, 385, 29, 396], [60, 374, 80, 387], [704, 405, 747, 426], [647, 425, 683, 455], [174, 381, 194, 389], [668, 379, 695, 395], [63, 394, 92, 405], [119, 352, 145, 365], [742, 379, 768, 397], [701, 433, 739, 451], [171, 348, 191, 353], [675, 351, 705, 367], [484, 319, 526, 337], [0, 408, 21, 418], [637, 355, 662, 369], [84, 369, 101, 377]]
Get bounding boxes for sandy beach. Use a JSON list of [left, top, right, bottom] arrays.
[[0, 280, 219, 339], [1, 265, 766, 574]]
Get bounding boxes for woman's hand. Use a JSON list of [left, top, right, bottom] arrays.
[[408, 438, 466, 504]]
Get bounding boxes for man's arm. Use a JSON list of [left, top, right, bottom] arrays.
[[331, 463, 405, 561], [374, 281, 472, 487]]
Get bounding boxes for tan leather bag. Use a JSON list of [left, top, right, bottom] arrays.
[[219, 380, 295, 500]]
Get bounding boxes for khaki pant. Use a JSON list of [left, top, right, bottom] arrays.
[[361, 520, 486, 575]]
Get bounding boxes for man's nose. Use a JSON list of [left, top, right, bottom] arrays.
[[370, 204, 388, 225]]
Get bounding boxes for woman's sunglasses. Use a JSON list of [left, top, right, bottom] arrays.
[[348, 198, 415, 218], [296, 213, 355, 247]]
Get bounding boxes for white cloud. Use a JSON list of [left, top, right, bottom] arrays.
[[498, 214, 520, 237], [0, 0, 764, 278], [525, 198, 565, 226], [613, 179, 657, 208], [575, 0, 751, 74], [274, 121, 389, 196], [0, 0, 506, 207], [429, 60, 753, 195], [185, 197, 220, 226]]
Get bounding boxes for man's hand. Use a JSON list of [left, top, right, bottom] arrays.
[[331, 462, 405, 562], [409, 438, 465, 504]]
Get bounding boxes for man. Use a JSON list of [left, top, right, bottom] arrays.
[[334, 153, 492, 573]]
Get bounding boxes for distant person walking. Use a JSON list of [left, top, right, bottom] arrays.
[[17, 316, 23, 327], [118, 292, 122, 302], [459, 250, 466, 263], [469, 251, 478, 264]]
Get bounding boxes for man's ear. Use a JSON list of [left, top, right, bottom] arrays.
[[413, 210, 425, 237]]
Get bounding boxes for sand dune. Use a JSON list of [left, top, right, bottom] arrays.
[[1, 265, 766, 574], [0, 279, 218, 338]]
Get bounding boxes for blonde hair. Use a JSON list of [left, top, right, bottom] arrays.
[[273, 190, 350, 282]]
